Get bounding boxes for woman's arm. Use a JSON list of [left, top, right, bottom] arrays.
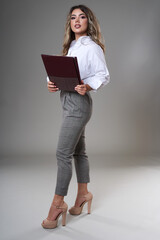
[[82, 44, 110, 91]]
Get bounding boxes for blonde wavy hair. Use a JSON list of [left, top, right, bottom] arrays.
[[62, 5, 105, 56]]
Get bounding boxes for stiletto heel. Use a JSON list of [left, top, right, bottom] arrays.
[[87, 199, 92, 214], [62, 210, 67, 226], [69, 192, 93, 215], [41, 201, 68, 229]]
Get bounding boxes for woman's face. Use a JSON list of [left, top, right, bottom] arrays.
[[70, 8, 88, 40]]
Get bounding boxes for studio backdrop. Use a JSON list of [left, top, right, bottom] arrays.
[[1, 0, 160, 156]]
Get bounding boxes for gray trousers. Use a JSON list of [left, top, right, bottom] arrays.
[[55, 91, 92, 196]]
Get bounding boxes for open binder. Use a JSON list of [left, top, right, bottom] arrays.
[[41, 54, 81, 92]]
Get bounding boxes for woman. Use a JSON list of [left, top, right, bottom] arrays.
[[42, 5, 110, 229]]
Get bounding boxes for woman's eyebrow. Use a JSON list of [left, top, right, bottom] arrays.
[[71, 13, 86, 16]]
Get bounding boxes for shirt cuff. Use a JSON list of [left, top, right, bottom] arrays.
[[46, 76, 50, 82], [84, 75, 110, 91]]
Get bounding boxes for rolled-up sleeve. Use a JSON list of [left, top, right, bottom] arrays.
[[84, 44, 110, 91]]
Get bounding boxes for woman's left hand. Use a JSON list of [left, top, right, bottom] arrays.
[[75, 80, 91, 95]]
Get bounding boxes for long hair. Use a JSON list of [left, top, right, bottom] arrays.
[[62, 5, 105, 56]]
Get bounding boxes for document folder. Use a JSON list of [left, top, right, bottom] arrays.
[[41, 54, 81, 92]]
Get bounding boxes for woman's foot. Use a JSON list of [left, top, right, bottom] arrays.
[[69, 192, 93, 215], [42, 201, 68, 229]]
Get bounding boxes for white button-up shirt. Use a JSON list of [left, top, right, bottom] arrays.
[[67, 36, 110, 90]]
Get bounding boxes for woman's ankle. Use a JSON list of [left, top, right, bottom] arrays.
[[52, 194, 64, 206], [77, 183, 88, 196], [77, 191, 88, 197]]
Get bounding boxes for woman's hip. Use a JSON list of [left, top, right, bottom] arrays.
[[60, 91, 92, 120]]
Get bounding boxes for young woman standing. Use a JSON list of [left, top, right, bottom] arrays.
[[42, 5, 110, 229]]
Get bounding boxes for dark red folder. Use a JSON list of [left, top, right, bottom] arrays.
[[41, 54, 81, 92]]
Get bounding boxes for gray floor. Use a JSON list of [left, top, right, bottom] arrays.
[[1, 154, 160, 240]]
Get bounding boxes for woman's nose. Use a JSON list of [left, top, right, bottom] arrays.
[[75, 17, 80, 23]]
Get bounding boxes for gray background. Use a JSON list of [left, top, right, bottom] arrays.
[[1, 0, 160, 157], [1, 1, 160, 240]]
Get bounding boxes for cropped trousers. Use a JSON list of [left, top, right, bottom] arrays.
[[55, 91, 92, 196]]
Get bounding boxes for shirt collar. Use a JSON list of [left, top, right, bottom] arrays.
[[70, 36, 92, 48]]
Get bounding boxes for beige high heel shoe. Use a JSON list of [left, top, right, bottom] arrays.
[[69, 192, 93, 215], [41, 201, 68, 229]]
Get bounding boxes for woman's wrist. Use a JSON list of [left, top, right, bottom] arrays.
[[85, 84, 92, 92]]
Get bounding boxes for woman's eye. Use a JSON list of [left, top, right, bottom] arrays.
[[81, 16, 86, 19], [71, 17, 75, 20]]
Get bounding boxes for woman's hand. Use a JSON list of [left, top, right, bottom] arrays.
[[47, 81, 59, 92], [75, 80, 92, 95]]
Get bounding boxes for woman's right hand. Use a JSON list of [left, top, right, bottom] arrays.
[[47, 81, 59, 92]]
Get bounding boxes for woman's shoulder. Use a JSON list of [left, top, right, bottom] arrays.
[[84, 38, 103, 56]]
